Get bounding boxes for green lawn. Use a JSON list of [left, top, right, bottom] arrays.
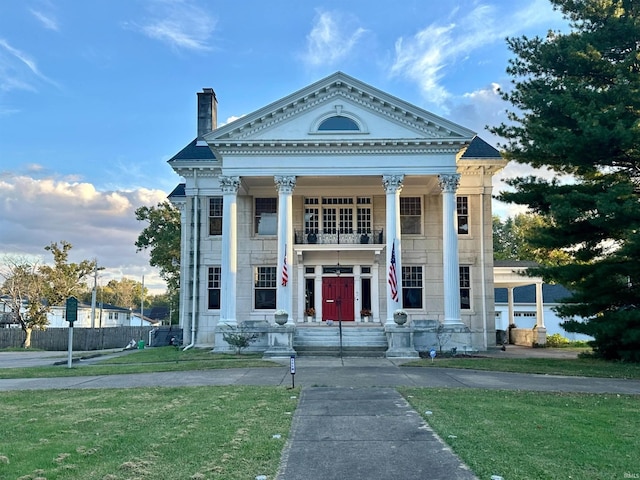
[[401, 387, 640, 480], [404, 355, 640, 379], [0, 386, 298, 480], [0, 348, 279, 379]]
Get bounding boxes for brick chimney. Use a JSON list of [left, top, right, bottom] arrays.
[[197, 88, 217, 145]]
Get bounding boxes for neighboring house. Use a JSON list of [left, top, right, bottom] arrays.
[[168, 72, 507, 352], [494, 283, 593, 342], [48, 303, 135, 328]]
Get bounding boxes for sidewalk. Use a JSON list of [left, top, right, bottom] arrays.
[[277, 387, 477, 480]]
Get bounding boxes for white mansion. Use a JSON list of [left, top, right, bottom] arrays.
[[168, 72, 507, 355]]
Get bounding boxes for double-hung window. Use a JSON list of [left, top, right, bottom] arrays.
[[400, 197, 421, 234], [460, 266, 471, 310], [254, 266, 277, 309], [255, 198, 277, 235], [457, 197, 469, 234], [209, 197, 223, 236], [402, 266, 423, 309], [357, 197, 372, 233], [208, 266, 221, 309]]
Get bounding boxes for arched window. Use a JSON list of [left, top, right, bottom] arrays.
[[317, 116, 360, 131]]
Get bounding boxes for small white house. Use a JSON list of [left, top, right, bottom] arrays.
[[47, 303, 135, 328], [494, 283, 593, 342]]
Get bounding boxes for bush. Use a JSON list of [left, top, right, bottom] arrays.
[[547, 333, 570, 348]]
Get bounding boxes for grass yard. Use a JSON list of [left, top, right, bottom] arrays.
[[404, 355, 640, 379], [0, 348, 279, 379], [0, 386, 299, 480], [401, 387, 640, 480]]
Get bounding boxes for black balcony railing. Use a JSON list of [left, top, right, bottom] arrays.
[[294, 229, 384, 245]]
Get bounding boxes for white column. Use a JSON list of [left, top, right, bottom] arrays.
[[383, 174, 403, 324], [438, 173, 462, 325], [220, 176, 240, 326], [535, 281, 545, 328], [177, 202, 188, 329], [507, 287, 515, 326], [275, 175, 296, 323]]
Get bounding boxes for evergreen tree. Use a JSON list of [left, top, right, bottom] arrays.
[[491, 0, 640, 360]]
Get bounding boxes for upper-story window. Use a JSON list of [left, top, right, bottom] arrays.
[[255, 198, 277, 235], [457, 196, 469, 234], [311, 107, 368, 134], [400, 197, 422, 234], [318, 116, 360, 131], [209, 197, 223, 236]]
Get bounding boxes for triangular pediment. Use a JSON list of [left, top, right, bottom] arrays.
[[204, 72, 475, 149]]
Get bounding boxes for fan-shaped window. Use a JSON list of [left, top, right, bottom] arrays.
[[318, 116, 360, 131]]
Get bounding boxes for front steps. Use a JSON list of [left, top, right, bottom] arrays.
[[293, 325, 387, 357]]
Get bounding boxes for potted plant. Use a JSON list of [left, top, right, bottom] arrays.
[[304, 307, 315, 322], [360, 308, 371, 322], [274, 309, 289, 325], [393, 308, 408, 325], [307, 232, 317, 244]]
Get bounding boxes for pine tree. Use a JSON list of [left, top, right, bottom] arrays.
[[491, 0, 640, 360]]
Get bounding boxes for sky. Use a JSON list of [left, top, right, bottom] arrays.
[[0, 0, 569, 293]]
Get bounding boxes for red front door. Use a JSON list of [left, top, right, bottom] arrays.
[[322, 277, 354, 321]]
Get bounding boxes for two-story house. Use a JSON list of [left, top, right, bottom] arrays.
[[168, 72, 506, 354]]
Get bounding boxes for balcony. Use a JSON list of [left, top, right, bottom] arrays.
[[294, 230, 384, 245]]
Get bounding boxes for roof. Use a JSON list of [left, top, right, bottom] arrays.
[[495, 284, 574, 304], [168, 183, 185, 198], [168, 138, 216, 163], [462, 136, 501, 159]]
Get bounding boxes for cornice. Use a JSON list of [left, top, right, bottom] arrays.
[[211, 140, 466, 157], [211, 83, 470, 142]]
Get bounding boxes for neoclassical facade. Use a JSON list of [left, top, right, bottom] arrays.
[[168, 72, 506, 353]]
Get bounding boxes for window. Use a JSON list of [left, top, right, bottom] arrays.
[[209, 197, 223, 236], [255, 198, 277, 235], [357, 197, 371, 233], [402, 266, 423, 309], [305, 198, 319, 234], [254, 266, 277, 309], [322, 197, 354, 234], [208, 267, 221, 309], [457, 197, 469, 234], [400, 197, 421, 234], [460, 266, 471, 309], [318, 116, 360, 131]]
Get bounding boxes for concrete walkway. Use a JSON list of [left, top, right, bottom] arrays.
[[277, 387, 477, 480]]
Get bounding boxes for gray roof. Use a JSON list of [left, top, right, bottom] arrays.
[[461, 136, 501, 158], [168, 138, 216, 162], [495, 284, 573, 304], [168, 183, 186, 198]]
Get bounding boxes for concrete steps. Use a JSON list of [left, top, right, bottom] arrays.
[[294, 326, 387, 357]]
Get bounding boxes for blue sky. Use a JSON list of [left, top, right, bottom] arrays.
[[0, 0, 568, 292]]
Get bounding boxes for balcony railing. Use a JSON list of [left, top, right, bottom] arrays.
[[294, 230, 384, 245]]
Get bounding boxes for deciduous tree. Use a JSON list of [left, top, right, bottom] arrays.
[[491, 0, 640, 360], [135, 202, 180, 294]]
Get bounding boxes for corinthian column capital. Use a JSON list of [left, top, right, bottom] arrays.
[[274, 175, 296, 194], [382, 174, 404, 194], [219, 175, 240, 193], [438, 173, 460, 193]]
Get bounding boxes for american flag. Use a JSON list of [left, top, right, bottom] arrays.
[[281, 247, 289, 286], [388, 241, 398, 302]]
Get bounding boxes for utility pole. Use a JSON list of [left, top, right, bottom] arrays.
[[140, 275, 145, 327], [90, 262, 98, 329]]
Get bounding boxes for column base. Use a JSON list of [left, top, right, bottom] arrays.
[[384, 324, 419, 358], [263, 324, 297, 358]]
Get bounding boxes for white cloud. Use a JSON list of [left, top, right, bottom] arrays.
[[0, 38, 59, 92], [125, 0, 216, 52], [0, 175, 169, 293], [390, 1, 565, 109], [302, 10, 367, 67], [30, 8, 59, 31]]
